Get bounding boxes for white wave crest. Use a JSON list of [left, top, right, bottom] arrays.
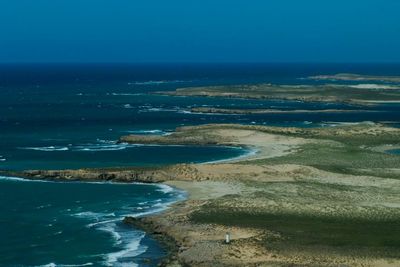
[[20, 146, 69, 152], [123, 129, 167, 135], [109, 93, 144, 96], [156, 184, 174, 194], [104, 231, 146, 267], [0, 176, 55, 184], [128, 80, 189, 85], [73, 211, 116, 220], [74, 144, 129, 152], [139, 107, 180, 113], [38, 263, 93, 267], [18, 140, 139, 153], [0, 176, 29, 182], [98, 223, 123, 245], [200, 147, 258, 164]]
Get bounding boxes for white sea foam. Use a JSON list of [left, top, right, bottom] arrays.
[[180, 109, 240, 116], [123, 104, 134, 109], [86, 218, 121, 228], [128, 80, 189, 85], [200, 147, 259, 164], [322, 121, 376, 127], [145, 107, 178, 112], [36, 204, 52, 209], [18, 140, 140, 152], [85, 198, 178, 229], [73, 211, 116, 220], [83, 193, 184, 266], [4, 175, 184, 266], [77, 201, 173, 265], [0, 176, 30, 182], [123, 129, 167, 135], [104, 232, 146, 267], [0, 175, 109, 185], [110, 93, 144, 96], [0, 176, 51, 183], [83, 189, 183, 266], [38, 263, 94, 267], [74, 143, 130, 152], [126, 202, 172, 218], [349, 84, 399, 89], [98, 223, 123, 245], [138, 106, 183, 113], [20, 146, 69, 152], [156, 184, 174, 194]]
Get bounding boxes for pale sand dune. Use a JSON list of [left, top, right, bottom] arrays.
[[139, 125, 400, 267], [214, 128, 309, 161], [166, 180, 245, 200], [17, 124, 400, 266]]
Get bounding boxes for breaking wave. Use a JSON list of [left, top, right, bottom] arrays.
[[18, 140, 139, 152], [1, 176, 185, 266], [122, 129, 168, 135], [70, 184, 184, 266], [20, 146, 70, 152], [128, 80, 190, 85]]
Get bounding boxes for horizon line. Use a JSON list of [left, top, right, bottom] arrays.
[[1, 61, 400, 65]]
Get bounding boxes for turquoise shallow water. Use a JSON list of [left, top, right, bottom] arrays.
[[0, 176, 184, 267], [387, 149, 400, 155]]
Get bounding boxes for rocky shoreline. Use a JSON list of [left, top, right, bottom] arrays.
[[189, 107, 378, 115], [154, 76, 400, 106], [1, 162, 218, 184], [3, 123, 400, 266], [2, 167, 170, 183], [123, 216, 181, 267]]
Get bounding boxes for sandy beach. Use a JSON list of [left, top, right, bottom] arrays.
[[121, 124, 400, 266], [2, 1, 400, 265], [10, 123, 400, 266]]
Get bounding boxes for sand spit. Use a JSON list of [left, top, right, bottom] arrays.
[[8, 123, 400, 267], [309, 73, 400, 83], [189, 107, 379, 115]]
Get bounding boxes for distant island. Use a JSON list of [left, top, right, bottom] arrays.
[[155, 74, 400, 106], [3, 72, 400, 266], [310, 73, 400, 83]]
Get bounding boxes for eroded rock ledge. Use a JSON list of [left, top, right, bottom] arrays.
[[2, 164, 206, 183], [3, 123, 400, 266]]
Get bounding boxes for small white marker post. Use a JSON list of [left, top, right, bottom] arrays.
[[225, 232, 231, 244]]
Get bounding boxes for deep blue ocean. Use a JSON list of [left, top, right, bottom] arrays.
[[0, 176, 184, 267], [1, 63, 400, 266]]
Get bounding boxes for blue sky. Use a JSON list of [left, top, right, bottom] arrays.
[[0, 0, 399, 63]]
